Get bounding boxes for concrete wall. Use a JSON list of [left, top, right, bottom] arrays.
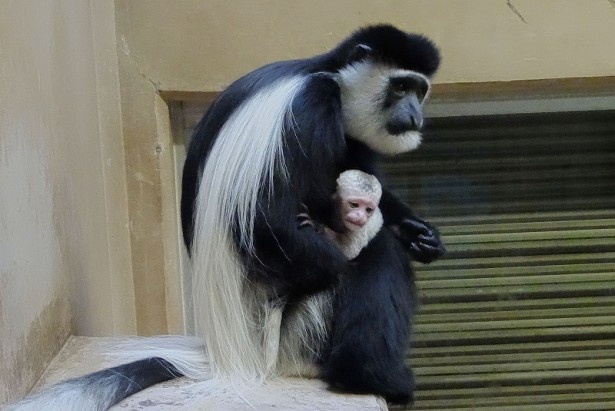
[[0, 0, 135, 403]]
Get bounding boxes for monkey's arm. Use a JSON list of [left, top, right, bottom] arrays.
[[379, 188, 446, 264], [298, 208, 383, 260], [249, 74, 351, 298], [252, 192, 348, 298]]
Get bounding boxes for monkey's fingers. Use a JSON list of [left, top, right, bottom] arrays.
[[401, 217, 434, 236], [411, 240, 446, 264], [298, 221, 315, 229], [397, 219, 446, 264], [297, 213, 315, 229]]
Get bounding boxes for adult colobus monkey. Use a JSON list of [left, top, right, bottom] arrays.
[[10, 24, 444, 410], [183, 22, 444, 404]]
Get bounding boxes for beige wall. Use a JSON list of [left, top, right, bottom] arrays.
[[0, 0, 135, 403], [117, 0, 615, 92]]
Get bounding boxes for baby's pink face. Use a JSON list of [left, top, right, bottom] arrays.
[[340, 195, 377, 231]]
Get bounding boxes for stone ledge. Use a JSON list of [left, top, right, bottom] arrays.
[[31, 336, 388, 410]]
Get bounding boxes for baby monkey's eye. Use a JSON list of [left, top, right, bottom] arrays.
[[366, 207, 374, 214], [349, 201, 359, 208]]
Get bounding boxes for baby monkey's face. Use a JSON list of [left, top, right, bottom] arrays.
[[339, 193, 377, 231]]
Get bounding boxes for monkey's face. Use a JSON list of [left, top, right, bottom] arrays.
[[340, 195, 377, 231], [337, 61, 431, 155]]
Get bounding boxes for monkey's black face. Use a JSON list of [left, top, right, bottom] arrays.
[[338, 61, 431, 155], [384, 74, 430, 135]]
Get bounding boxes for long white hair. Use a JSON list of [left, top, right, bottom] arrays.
[[191, 76, 307, 385]]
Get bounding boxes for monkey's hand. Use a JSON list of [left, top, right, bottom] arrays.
[[391, 216, 446, 264], [322, 226, 339, 243], [297, 210, 347, 255], [297, 212, 313, 229], [254, 197, 349, 298]]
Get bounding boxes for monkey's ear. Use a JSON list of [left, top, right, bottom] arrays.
[[347, 44, 372, 65]]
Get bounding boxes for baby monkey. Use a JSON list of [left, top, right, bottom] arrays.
[[298, 169, 383, 259], [272, 170, 383, 377]]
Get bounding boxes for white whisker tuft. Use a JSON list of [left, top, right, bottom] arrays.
[[337, 61, 428, 154]]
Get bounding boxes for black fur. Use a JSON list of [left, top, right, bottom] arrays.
[[101, 358, 181, 403], [324, 229, 416, 403], [316, 25, 441, 76], [182, 24, 444, 404], [43, 358, 181, 408]]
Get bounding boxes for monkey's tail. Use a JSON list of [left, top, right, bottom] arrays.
[[7, 358, 182, 411], [7, 336, 211, 411]]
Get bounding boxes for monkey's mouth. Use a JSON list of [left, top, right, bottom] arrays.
[[345, 219, 365, 230], [386, 121, 420, 135]]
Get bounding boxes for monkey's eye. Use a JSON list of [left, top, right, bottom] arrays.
[[349, 201, 359, 208], [389, 77, 430, 103], [390, 79, 410, 97], [366, 207, 374, 214]]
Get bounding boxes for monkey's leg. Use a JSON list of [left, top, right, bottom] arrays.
[[323, 229, 417, 404]]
